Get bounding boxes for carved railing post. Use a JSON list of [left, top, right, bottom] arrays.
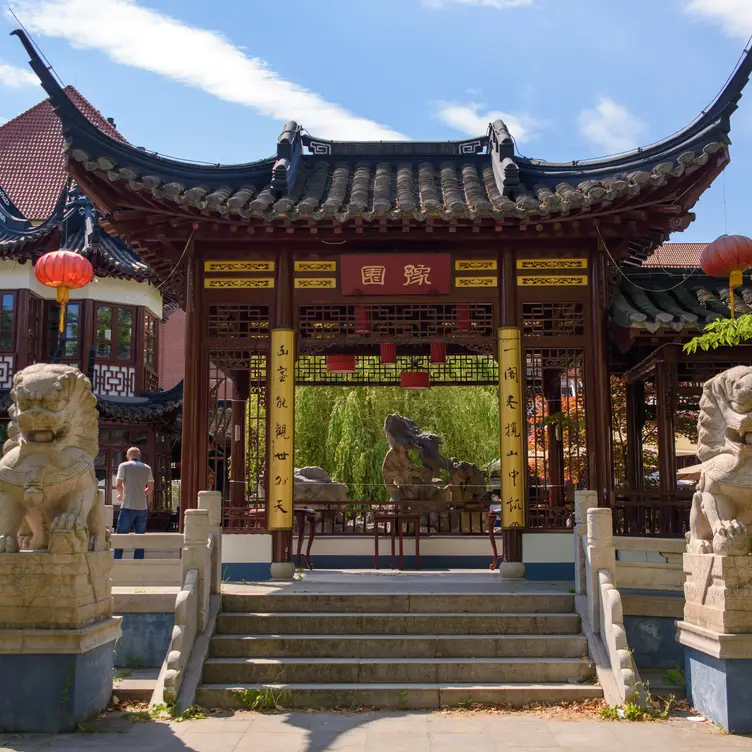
[[182, 509, 211, 632], [586, 507, 616, 634], [198, 490, 222, 595], [574, 490, 598, 595]]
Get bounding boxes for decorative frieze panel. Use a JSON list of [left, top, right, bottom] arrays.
[[0, 355, 13, 389], [204, 261, 275, 272], [455, 276, 498, 288], [517, 275, 588, 287], [204, 278, 274, 289], [294, 278, 337, 289], [517, 258, 588, 270], [455, 260, 497, 271], [93, 364, 136, 397], [294, 261, 336, 272]]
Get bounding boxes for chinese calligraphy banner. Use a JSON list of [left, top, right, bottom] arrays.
[[340, 254, 451, 296], [499, 327, 525, 529], [268, 329, 295, 530]]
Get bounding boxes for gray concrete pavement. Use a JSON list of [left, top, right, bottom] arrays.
[[1, 710, 751, 751]]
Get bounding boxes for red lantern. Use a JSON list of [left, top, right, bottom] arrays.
[[700, 235, 752, 319], [327, 354, 356, 374], [401, 371, 430, 390], [430, 342, 447, 364], [456, 304, 471, 331], [380, 342, 397, 364], [354, 305, 371, 333], [34, 250, 94, 333]]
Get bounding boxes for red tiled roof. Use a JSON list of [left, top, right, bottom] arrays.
[[642, 243, 707, 268], [0, 86, 125, 220]]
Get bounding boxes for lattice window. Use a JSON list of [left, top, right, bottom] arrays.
[[295, 354, 498, 386], [208, 349, 268, 531], [0, 354, 13, 389], [92, 364, 136, 397], [208, 305, 269, 341], [144, 369, 159, 393], [524, 348, 586, 528], [298, 303, 494, 352], [0, 292, 14, 351], [522, 302, 586, 338]]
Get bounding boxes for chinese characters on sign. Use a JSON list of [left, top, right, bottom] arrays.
[[499, 328, 525, 528], [268, 330, 295, 530], [340, 254, 451, 295]]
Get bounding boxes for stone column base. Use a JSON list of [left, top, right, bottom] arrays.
[[0, 617, 121, 733], [677, 620, 752, 734]]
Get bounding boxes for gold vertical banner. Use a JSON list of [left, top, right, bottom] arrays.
[[499, 327, 525, 529], [268, 329, 295, 530]]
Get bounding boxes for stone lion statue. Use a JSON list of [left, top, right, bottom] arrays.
[[688, 365, 752, 555], [0, 364, 106, 554]]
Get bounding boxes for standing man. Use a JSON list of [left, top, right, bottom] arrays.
[[114, 447, 154, 560]]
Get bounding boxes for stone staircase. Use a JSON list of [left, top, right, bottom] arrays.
[[195, 590, 602, 709]]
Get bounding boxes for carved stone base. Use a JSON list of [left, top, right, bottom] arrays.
[[0, 618, 121, 733], [683, 552, 752, 633], [0, 550, 113, 630]]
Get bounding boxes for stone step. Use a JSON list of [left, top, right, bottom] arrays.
[[112, 669, 159, 704], [221, 592, 575, 615], [210, 633, 588, 659], [202, 656, 594, 685], [196, 682, 603, 710], [215, 612, 581, 636]]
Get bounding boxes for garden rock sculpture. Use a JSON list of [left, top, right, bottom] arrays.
[[382, 414, 486, 504], [294, 466, 349, 503]]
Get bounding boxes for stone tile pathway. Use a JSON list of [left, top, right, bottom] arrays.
[[1, 711, 751, 751]]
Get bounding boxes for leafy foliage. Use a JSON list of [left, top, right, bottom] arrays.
[[295, 386, 500, 500], [684, 314, 752, 353]]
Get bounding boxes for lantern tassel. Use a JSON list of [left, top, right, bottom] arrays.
[[729, 270, 743, 320], [56, 286, 69, 334]]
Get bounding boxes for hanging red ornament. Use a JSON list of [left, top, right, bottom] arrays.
[[456, 304, 471, 331], [700, 235, 752, 319], [34, 250, 94, 333], [327, 354, 356, 374], [354, 305, 371, 333], [400, 371, 430, 390], [380, 342, 397, 364], [430, 342, 447, 364]]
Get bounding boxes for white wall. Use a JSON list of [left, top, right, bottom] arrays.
[[523, 533, 574, 563], [0, 259, 163, 319], [222, 533, 272, 564]]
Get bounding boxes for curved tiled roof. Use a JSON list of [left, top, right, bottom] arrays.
[[0, 86, 123, 220], [0, 182, 150, 281], [11, 27, 750, 240], [642, 243, 707, 268], [610, 274, 750, 334]]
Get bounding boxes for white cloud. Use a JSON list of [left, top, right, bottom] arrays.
[[434, 101, 542, 143], [0, 62, 39, 88], [12, 0, 406, 140], [578, 97, 648, 154], [683, 0, 752, 39], [423, 0, 532, 9]]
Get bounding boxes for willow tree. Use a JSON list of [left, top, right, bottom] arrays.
[[295, 386, 500, 501]]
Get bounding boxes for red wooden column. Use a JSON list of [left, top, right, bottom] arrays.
[[656, 347, 678, 493], [229, 372, 249, 508], [498, 250, 524, 570], [180, 243, 204, 520], [269, 251, 295, 577], [14, 290, 30, 370], [625, 379, 645, 490], [588, 248, 614, 506]]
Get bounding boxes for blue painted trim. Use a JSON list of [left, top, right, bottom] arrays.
[[222, 562, 272, 582], [524, 562, 574, 581], [220, 557, 575, 581]]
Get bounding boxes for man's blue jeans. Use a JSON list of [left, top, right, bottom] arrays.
[[113, 508, 148, 559]]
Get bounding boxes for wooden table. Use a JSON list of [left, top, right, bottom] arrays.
[[374, 512, 421, 570], [244, 507, 317, 570]]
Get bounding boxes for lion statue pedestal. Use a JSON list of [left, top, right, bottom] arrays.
[[0, 364, 121, 733], [676, 366, 752, 734]]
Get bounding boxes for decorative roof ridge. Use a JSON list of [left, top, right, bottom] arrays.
[[300, 132, 487, 157], [11, 29, 277, 180], [0, 180, 69, 239], [0, 182, 32, 231]]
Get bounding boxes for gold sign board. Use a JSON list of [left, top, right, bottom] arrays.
[[204, 278, 274, 289], [294, 278, 337, 289], [517, 275, 588, 287], [454, 276, 498, 288], [294, 260, 337, 272], [204, 261, 275, 272], [455, 259, 498, 271], [516, 258, 588, 270], [499, 327, 525, 529], [268, 329, 295, 531]]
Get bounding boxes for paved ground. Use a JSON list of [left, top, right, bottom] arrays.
[[2, 711, 751, 751]]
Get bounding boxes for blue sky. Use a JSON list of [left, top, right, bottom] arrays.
[[1, 0, 751, 243]]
